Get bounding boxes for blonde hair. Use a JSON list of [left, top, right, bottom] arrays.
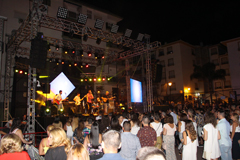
[[0, 134, 23, 154], [72, 117, 79, 132], [67, 143, 89, 160], [47, 125, 55, 132], [49, 127, 71, 153], [233, 113, 240, 124]]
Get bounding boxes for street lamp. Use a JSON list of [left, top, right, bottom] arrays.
[[168, 82, 172, 102]]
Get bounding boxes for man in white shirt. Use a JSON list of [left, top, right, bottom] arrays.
[[169, 107, 178, 125]]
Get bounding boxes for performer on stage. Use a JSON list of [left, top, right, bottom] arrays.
[[73, 93, 86, 113], [101, 91, 114, 114], [55, 90, 64, 112], [86, 90, 94, 114]]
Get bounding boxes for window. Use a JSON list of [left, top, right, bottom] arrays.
[[210, 48, 218, 55], [191, 49, 195, 55], [224, 81, 231, 88], [212, 59, 219, 66], [225, 69, 230, 76], [167, 46, 173, 54], [195, 83, 199, 90], [171, 82, 176, 91], [162, 71, 166, 79], [215, 82, 222, 89], [221, 57, 228, 64], [87, 10, 92, 19], [169, 70, 175, 78], [168, 58, 174, 66], [159, 60, 165, 67], [159, 49, 164, 56]]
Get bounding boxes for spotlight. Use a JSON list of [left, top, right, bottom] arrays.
[[94, 19, 104, 29], [57, 7, 68, 19], [137, 33, 144, 41], [74, 62, 77, 66], [85, 78, 88, 82], [46, 108, 50, 113], [96, 37, 101, 45], [111, 24, 119, 34], [124, 29, 132, 38], [61, 60, 65, 64], [79, 49, 84, 56], [19, 70, 23, 74], [93, 77, 97, 82], [102, 77, 106, 81], [86, 63, 89, 68], [89, 78, 92, 82], [80, 79, 83, 82], [69, 64, 71, 67], [72, 48, 75, 54], [77, 13, 88, 24], [65, 50, 68, 54], [60, 108, 64, 112], [95, 52, 99, 59], [88, 52, 92, 57], [15, 69, 18, 73], [24, 72, 27, 75], [107, 77, 111, 81], [98, 78, 101, 82], [102, 55, 105, 59], [83, 34, 88, 41]]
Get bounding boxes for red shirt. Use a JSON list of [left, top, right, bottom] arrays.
[[137, 126, 157, 147], [0, 151, 31, 160], [87, 93, 94, 103]]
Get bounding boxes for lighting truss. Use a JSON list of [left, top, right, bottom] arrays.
[[94, 19, 104, 29], [57, 7, 68, 19], [124, 29, 132, 37], [77, 13, 88, 24], [111, 24, 119, 33]]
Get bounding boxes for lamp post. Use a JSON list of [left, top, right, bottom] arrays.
[[168, 82, 172, 102]]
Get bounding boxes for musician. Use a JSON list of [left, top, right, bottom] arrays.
[[86, 90, 94, 114], [55, 90, 64, 112], [73, 93, 86, 113], [102, 91, 114, 114]]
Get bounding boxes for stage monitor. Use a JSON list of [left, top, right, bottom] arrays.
[[130, 78, 142, 103], [50, 72, 75, 99]]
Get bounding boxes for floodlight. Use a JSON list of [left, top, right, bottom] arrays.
[[86, 63, 89, 68], [111, 24, 119, 33], [94, 19, 104, 29], [137, 33, 144, 41], [88, 51, 92, 57], [124, 29, 132, 37], [57, 7, 68, 19], [77, 13, 88, 24], [55, 45, 59, 51]]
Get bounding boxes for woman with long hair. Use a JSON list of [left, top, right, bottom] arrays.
[[10, 117, 32, 144], [150, 112, 163, 149], [39, 125, 55, 155], [177, 113, 188, 153], [99, 115, 110, 134], [64, 116, 74, 144], [83, 122, 103, 160], [73, 119, 85, 144], [45, 127, 71, 160], [67, 143, 89, 160], [163, 115, 177, 160], [110, 116, 122, 132], [202, 113, 221, 160], [130, 113, 140, 135], [182, 120, 197, 160], [231, 113, 240, 159], [0, 134, 31, 160], [52, 116, 63, 128]]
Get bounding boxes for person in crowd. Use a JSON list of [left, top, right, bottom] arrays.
[[67, 143, 89, 160], [119, 121, 141, 160], [161, 112, 166, 127], [187, 109, 199, 147], [137, 115, 156, 147], [83, 117, 93, 138], [0, 134, 31, 160], [64, 116, 74, 144], [168, 107, 178, 126], [136, 146, 166, 160], [110, 116, 122, 132], [130, 113, 140, 135], [72, 116, 79, 133], [21, 115, 27, 125], [120, 112, 129, 127], [99, 115, 110, 133], [195, 108, 205, 145], [10, 117, 32, 144], [163, 115, 177, 160], [230, 113, 240, 159], [73, 119, 85, 144], [150, 112, 163, 149], [217, 109, 232, 160], [181, 120, 197, 160], [98, 130, 125, 160], [177, 113, 188, 153], [83, 122, 103, 160], [52, 116, 63, 128], [118, 114, 124, 127], [45, 127, 71, 160], [39, 125, 55, 155], [202, 113, 221, 160]]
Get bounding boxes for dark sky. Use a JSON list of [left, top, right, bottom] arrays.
[[78, 0, 240, 45]]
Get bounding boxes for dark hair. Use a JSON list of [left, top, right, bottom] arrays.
[[218, 109, 225, 118], [87, 117, 93, 125], [122, 111, 129, 119], [165, 115, 174, 124], [153, 113, 160, 121], [99, 115, 110, 133], [142, 115, 150, 124], [10, 117, 21, 132], [53, 116, 60, 124], [77, 120, 85, 139], [204, 113, 217, 127], [59, 90, 62, 93], [180, 113, 188, 121], [89, 122, 100, 149], [185, 120, 197, 142], [123, 121, 131, 131], [110, 116, 122, 131], [168, 107, 173, 112]]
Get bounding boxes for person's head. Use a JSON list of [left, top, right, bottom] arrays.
[[142, 115, 150, 126], [77, 93, 80, 97], [53, 116, 60, 124], [0, 134, 23, 154], [23, 115, 27, 121], [85, 117, 93, 126], [88, 90, 92, 94], [59, 90, 62, 94], [106, 91, 109, 95], [48, 127, 71, 153], [185, 120, 197, 142], [123, 121, 131, 132], [67, 143, 89, 160], [122, 111, 129, 119], [168, 107, 173, 114], [102, 130, 121, 153], [110, 116, 122, 131], [217, 109, 225, 119], [153, 113, 160, 122], [161, 112, 166, 118], [165, 115, 174, 124], [90, 122, 100, 148], [231, 105, 236, 111], [231, 113, 239, 123], [180, 113, 188, 121], [187, 108, 194, 117], [118, 115, 124, 124], [204, 113, 217, 127], [136, 147, 166, 160], [10, 117, 22, 132], [46, 125, 55, 136]]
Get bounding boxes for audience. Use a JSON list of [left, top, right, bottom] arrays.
[[64, 116, 74, 144], [0, 134, 31, 160], [67, 143, 89, 160], [83, 117, 93, 138], [52, 116, 63, 128], [177, 113, 188, 153], [231, 113, 240, 159], [136, 147, 166, 160], [38, 125, 55, 155], [150, 112, 163, 149], [130, 113, 140, 135], [73, 119, 85, 144], [119, 121, 141, 160], [45, 127, 71, 160], [110, 116, 122, 132]]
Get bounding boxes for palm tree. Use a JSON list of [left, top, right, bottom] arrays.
[[190, 62, 226, 104]]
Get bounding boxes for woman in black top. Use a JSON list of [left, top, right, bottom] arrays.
[[73, 119, 85, 144], [45, 127, 71, 160]]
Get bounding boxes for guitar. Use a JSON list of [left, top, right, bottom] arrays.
[[53, 97, 68, 105], [101, 96, 116, 103], [75, 95, 87, 105]]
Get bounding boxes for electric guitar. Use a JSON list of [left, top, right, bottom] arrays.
[[101, 96, 116, 103], [53, 97, 68, 105], [74, 95, 87, 105]]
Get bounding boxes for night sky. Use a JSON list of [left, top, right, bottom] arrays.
[[78, 0, 240, 45]]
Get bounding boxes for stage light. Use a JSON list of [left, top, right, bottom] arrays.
[[111, 24, 119, 34], [69, 64, 71, 67], [77, 13, 88, 24], [24, 72, 27, 75], [107, 77, 111, 81], [93, 77, 97, 82], [86, 64, 89, 68], [57, 7, 68, 19], [94, 19, 104, 29], [137, 33, 144, 41], [72, 48, 75, 54], [74, 63, 77, 66], [102, 77, 106, 81], [102, 55, 105, 59], [60, 108, 64, 112], [124, 29, 132, 38], [98, 78, 101, 82], [15, 69, 18, 73], [19, 70, 23, 74], [62, 61, 65, 64], [47, 44, 51, 51], [88, 52, 92, 57], [80, 79, 83, 82], [49, 58, 52, 62], [39, 76, 49, 79], [97, 90, 100, 94], [83, 34, 88, 41], [55, 45, 59, 51], [95, 52, 99, 59], [65, 50, 68, 54], [79, 49, 84, 56], [85, 79, 88, 82], [46, 108, 50, 113], [96, 37, 101, 45], [89, 78, 92, 82], [57, 63, 59, 65]]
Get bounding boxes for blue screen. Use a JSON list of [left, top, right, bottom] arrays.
[[130, 78, 142, 103]]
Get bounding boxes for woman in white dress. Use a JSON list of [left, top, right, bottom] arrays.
[[202, 113, 221, 160], [182, 120, 197, 160], [177, 113, 188, 152], [150, 113, 163, 149]]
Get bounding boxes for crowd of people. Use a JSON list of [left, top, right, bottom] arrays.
[[0, 102, 240, 160]]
